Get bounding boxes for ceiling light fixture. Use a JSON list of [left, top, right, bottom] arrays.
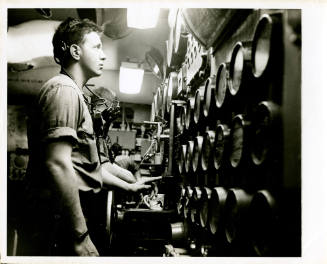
[[119, 61, 144, 94], [127, 7, 160, 29]]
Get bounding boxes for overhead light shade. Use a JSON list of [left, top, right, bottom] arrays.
[[119, 63, 144, 94], [127, 8, 160, 29]]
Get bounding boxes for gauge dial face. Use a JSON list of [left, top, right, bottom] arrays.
[[248, 191, 276, 256], [231, 46, 244, 95], [203, 140, 210, 169], [230, 118, 244, 168], [208, 194, 220, 234], [225, 193, 238, 243], [214, 127, 225, 169], [252, 107, 270, 165], [208, 187, 228, 235], [253, 17, 272, 77], [192, 136, 203, 172], [200, 193, 209, 228], [216, 64, 227, 107], [185, 141, 194, 173], [204, 80, 212, 116], [202, 132, 214, 170]]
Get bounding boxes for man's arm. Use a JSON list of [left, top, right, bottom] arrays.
[[45, 140, 99, 256], [101, 166, 161, 192], [102, 162, 136, 183]]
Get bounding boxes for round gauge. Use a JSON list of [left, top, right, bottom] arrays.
[[176, 185, 186, 215], [224, 189, 253, 244], [230, 42, 244, 96], [215, 63, 228, 108], [214, 124, 230, 170], [224, 190, 238, 243], [190, 187, 202, 223], [192, 136, 203, 173], [208, 187, 228, 235], [185, 140, 194, 173], [229, 115, 245, 168], [183, 186, 193, 219], [252, 14, 273, 78], [248, 190, 277, 256], [252, 105, 270, 165], [199, 187, 212, 228], [203, 77, 215, 117], [251, 101, 279, 165], [194, 88, 203, 124], [201, 130, 216, 171]]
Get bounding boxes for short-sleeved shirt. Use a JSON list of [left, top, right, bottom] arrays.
[[115, 155, 139, 174], [26, 73, 103, 201]]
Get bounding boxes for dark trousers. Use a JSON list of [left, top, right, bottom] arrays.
[[16, 190, 109, 256]]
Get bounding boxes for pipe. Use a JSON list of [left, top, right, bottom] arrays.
[[166, 72, 179, 114]]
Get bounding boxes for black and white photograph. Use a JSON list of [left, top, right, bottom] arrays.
[[1, 2, 326, 264]]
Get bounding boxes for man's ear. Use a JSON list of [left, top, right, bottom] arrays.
[[70, 44, 81, 60]]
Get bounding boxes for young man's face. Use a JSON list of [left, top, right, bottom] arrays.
[[79, 31, 106, 78]]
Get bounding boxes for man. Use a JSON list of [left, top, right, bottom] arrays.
[[21, 17, 159, 256], [110, 142, 141, 181]]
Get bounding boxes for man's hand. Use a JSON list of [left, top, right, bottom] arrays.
[[128, 176, 162, 192], [137, 176, 162, 185], [74, 234, 99, 256], [102, 167, 162, 193]]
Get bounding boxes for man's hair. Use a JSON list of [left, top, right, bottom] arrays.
[[52, 17, 102, 67], [111, 143, 122, 157]]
